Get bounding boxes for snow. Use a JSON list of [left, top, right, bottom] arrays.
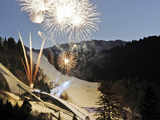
[[31, 52, 101, 108]]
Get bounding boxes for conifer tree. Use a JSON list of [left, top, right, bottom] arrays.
[[140, 86, 159, 120], [97, 83, 123, 120]]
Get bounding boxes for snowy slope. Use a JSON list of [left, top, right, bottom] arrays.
[[32, 52, 100, 107]]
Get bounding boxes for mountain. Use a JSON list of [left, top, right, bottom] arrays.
[[43, 40, 126, 81], [1, 36, 160, 119], [42, 37, 160, 119]]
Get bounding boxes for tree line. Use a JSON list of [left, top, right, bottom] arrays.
[[97, 36, 160, 120], [0, 36, 51, 93]]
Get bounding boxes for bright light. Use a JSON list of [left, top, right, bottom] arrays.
[[30, 11, 44, 23], [56, 4, 74, 24], [18, 0, 100, 42], [44, 0, 100, 42], [72, 15, 84, 26], [19, 0, 47, 13], [30, 83, 34, 88], [18, 0, 49, 23], [57, 51, 77, 73], [64, 58, 69, 65], [51, 80, 71, 97], [56, 80, 71, 97]]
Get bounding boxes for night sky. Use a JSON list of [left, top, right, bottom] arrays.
[[0, 0, 160, 48]]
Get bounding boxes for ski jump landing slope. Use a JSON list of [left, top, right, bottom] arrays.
[[32, 52, 101, 108], [0, 63, 93, 120]]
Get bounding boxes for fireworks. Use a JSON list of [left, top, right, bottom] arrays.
[[18, 0, 100, 42], [17, 0, 100, 86], [19, 32, 46, 88], [29, 11, 44, 23], [57, 51, 77, 73], [18, 0, 50, 23], [44, 0, 100, 42], [33, 31, 46, 81], [19, 33, 31, 86], [19, 0, 48, 13]]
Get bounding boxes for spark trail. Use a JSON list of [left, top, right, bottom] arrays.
[[18, 32, 46, 88], [33, 31, 46, 82]]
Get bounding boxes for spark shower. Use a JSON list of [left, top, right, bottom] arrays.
[[18, 0, 100, 43]]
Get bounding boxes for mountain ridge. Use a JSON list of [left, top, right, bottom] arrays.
[[42, 40, 126, 81]]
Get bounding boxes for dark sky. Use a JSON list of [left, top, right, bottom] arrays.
[[0, 0, 160, 48]]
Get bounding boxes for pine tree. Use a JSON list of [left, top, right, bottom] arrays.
[[3, 37, 8, 50], [8, 37, 16, 49], [97, 93, 123, 120], [0, 37, 2, 48], [97, 83, 123, 120], [140, 86, 160, 120], [16, 39, 23, 56]]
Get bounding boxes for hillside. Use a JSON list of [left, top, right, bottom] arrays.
[[1, 36, 160, 119], [31, 52, 101, 107], [43, 40, 126, 81], [42, 36, 160, 119]]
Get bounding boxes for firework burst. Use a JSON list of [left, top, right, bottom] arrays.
[[18, 0, 100, 45], [57, 51, 77, 73], [44, 0, 100, 42], [18, 0, 50, 23], [19, 0, 48, 13]]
